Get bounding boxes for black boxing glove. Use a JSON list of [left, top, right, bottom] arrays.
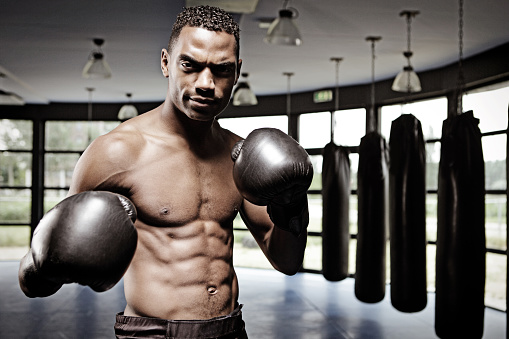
[[18, 191, 138, 298], [231, 128, 313, 236]]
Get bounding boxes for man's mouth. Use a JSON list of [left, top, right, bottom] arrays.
[[189, 96, 218, 106]]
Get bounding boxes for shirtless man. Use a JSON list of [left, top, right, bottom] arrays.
[[18, 6, 313, 338]]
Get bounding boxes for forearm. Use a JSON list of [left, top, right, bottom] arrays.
[[266, 198, 309, 275], [239, 200, 308, 275], [266, 223, 307, 275]]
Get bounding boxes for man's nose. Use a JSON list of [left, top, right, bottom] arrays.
[[196, 68, 215, 92]]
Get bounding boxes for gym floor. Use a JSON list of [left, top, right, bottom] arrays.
[[0, 261, 505, 338]]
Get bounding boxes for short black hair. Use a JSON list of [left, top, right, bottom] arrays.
[[168, 5, 240, 61]]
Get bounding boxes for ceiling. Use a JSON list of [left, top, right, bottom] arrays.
[[1, 0, 508, 105]]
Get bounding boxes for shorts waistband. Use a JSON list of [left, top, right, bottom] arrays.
[[115, 304, 245, 339]]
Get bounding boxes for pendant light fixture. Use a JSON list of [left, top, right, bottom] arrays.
[[264, 0, 302, 46], [232, 73, 258, 106], [392, 10, 421, 93], [82, 38, 112, 79], [118, 93, 139, 121], [366, 36, 381, 133]]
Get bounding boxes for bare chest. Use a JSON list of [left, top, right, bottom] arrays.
[[126, 149, 242, 227]]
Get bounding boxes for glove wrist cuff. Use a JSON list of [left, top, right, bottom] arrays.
[[268, 197, 309, 237]]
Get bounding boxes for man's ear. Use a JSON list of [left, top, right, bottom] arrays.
[[161, 49, 170, 78], [234, 59, 243, 85]]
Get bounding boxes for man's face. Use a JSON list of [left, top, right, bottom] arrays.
[[161, 26, 241, 121]]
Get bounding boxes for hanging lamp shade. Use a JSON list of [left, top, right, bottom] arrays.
[[392, 65, 422, 92], [392, 10, 421, 93], [233, 73, 258, 106], [117, 93, 138, 121], [264, 9, 302, 46], [82, 38, 112, 79]]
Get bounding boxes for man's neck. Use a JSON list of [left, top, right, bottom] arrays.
[[159, 101, 221, 150]]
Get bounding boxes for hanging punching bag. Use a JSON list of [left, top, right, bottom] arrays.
[[322, 142, 351, 281], [355, 131, 389, 303], [435, 111, 485, 339], [389, 114, 427, 313]]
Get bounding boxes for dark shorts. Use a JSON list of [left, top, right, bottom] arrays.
[[114, 304, 248, 339]]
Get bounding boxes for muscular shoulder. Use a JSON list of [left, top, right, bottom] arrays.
[[68, 120, 145, 195], [96, 123, 144, 161]]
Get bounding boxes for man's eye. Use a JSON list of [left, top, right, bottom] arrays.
[[181, 61, 194, 70], [214, 65, 233, 75]]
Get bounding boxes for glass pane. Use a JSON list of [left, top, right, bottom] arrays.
[[0, 189, 31, 223], [486, 252, 506, 311], [299, 111, 331, 148], [44, 189, 67, 214], [349, 238, 357, 275], [349, 195, 358, 235], [486, 194, 506, 251], [46, 121, 119, 151], [426, 194, 438, 242], [309, 155, 322, 191], [44, 153, 80, 188], [463, 82, 509, 133], [426, 142, 440, 190], [233, 230, 272, 269], [218, 115, 288, 139], [381, 97, 447, 140], [0, 152, 32, 186], [303, 235, 322, 271], [308, 194, 322, 233], [483, 134, 506, 190], [0, 119, 33, 150], [0, 226, 31, 260], [333, 108, 366, 146], [427, 243, 437, 292], [350, 153, 359, 191]]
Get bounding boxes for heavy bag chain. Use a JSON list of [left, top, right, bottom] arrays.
[[456, 0, 465, 115]]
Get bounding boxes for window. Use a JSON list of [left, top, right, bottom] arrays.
[[299, 112, 331, 149], [463, 82, 509, 133], [462, 83, 509, 310], [333, 108, 366, 146], [381, 97, 447, 141], [44, 121, 120, 211], [0, 119, 33, 260]]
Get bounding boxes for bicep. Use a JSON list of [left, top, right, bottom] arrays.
[[239, 199, 274, 246]]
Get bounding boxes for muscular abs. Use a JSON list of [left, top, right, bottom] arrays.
[[113, 130, 242, 320]]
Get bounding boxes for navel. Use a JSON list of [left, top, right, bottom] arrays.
[[207, 286, 218, 295]]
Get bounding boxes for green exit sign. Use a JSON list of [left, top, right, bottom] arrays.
[[313, 90, 333, 103]]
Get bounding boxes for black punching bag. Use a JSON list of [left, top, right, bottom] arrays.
[[435, 111, 485, 339], [355, 131, 389, 303], [322, 142, 350, 281], [389, 114, 427, 313]]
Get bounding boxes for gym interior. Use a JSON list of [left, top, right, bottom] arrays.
[[1, 1, 508, 338]]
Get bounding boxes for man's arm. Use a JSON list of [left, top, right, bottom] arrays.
[[231, 128, 313, 275], [240, 199, 307, 275]]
